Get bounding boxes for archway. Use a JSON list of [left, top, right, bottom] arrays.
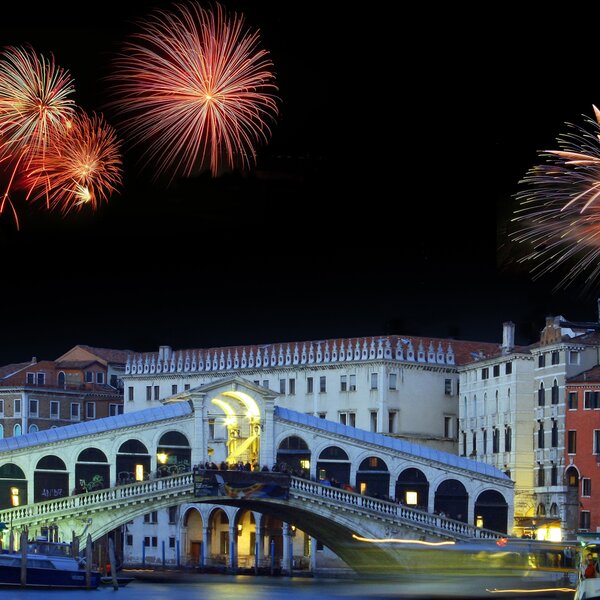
[[76, 448, 109, 492], [0, 463, 27, 508], [474, 489, 508, 533], [182, 508, 203, 566], [276, 436, 310, 475], [157, 431, 191, 476], [116, 440, 151, 484], [317, 446, 350, 485], [396, 468, 429, 510], [434, 479, 468, 521], [34, 456, 68, 501], [355, 457, 389, 498]]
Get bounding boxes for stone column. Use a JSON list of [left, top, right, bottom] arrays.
[[228, 520, 238, 571], [260, 395, 276, 468], [282, 522, 293, 575], [254, 514, 265, 570], [189, 392, 207, 468], [309, 536, 317, 573], [201, 524, 210, 568]]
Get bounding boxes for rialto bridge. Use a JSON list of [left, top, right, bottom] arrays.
[[0, 377, 513, 574]]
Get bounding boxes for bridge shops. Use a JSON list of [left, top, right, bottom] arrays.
[[0, 377, 514, 574]]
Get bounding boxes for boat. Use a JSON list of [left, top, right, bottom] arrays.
[[0, 540, 101, 589], [575, 538, 600, 600]]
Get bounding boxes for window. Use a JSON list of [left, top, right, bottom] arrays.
[[340, 375, 347, 391], [493, 428, 500, 453], [370, 411, 377, 432], [168, 506, 177, 524], [505, 362, 512, 375], [146, 386, 152, 401], [319, 376, 326, 393], [169, 537, 176, 549], [70, 403, 80, 421], [583, 478, 592, 497], [551, 421, 558, 447], [505, 426, 512, 452], [389, 373, 397, 390], [462, 431, 467, 457], [339, 412, 355, 427], [143, 537, 158, 548], [208, 418, 215, 439], [29, 399, 38, 417], [370, 373, 378, 390], [57, 372, 66, 387], [85, 371, 93, 383], [128, 387, 134, 402], [388, 410, 397, 434], [493, 365, 500, 377], [184, 384, 190, 391], [585, 391, 600, 409], [86, 402, 95, 419], [568, 392, 578, 410], [26, 373, 35, 385], [595, 430, 600, 455], [551, 380, 559, 404], [50, 401, 59, 419], [28, 424, 38, 433], [538, 423, 544, 449], [568, 430, 577, 454], [551, 465, 558, 486], [144, 511, 158, 524], [253, 380, 260, 386], [444, 416, 453, 438], [0, 399, 3, 416], [472, 431, 477, 455], [483, 429, 488, 454], [262, 380, 269, 389], [289, 378, 295, 395], [13, 424, 21, 436], [580, 511, 591, 530], [538, 467, 545, 487], [318, 412, 326, 419], [349, 374, 356, 391], [153, 385, 159, 401], [538, 354, 546, 368], [126, 535, 133, 546], [14, 399, 21, 416], [538, 383, 545, 407], [481, 368, 489, 380], [171, 384, 178, 395], [444, 379, 452, 395], [307, 377, 313, 393], [339, 413, 347, 426], [279, 379, 286, 394], [551, 351, 560, 365], [96, 372, 104, 384], [109, 404, 123, 416], [569, 351, 580, 365]]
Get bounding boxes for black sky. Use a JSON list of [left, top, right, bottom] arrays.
[[0, 3, 599, 365]]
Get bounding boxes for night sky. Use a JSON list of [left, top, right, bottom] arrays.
[[0, 3, 599, 365]]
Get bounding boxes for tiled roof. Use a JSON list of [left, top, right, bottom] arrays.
[[0, 361, 34, 380], [58, 345, 132, 365], [275, 407, 509, 481], [0, 401, 192, 453], [56, 360, 101, 369]]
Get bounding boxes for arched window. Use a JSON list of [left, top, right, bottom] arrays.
[[538, 383, 545, 407], [551, 380, 559, 405], [57, 372, 66, 387], [13, 424, 21, 437], [28, 424, 38, 433]]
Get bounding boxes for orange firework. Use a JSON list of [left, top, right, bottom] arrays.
[[27, 111, 123, 214], [110, 1, 279, 181], [0, 45, 76, 225]]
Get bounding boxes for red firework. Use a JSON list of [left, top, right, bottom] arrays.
[[110, 1, 279, 180], [27, 111, 123, 214]]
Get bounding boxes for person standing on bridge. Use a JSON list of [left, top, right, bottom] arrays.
[[585, 553, 599, 579]]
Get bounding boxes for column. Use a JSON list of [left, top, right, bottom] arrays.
[[190, 392, 207, 468], [309, 536, 317, 573], [254, 514, 265, 571], [201, 524, 210, 568], [282, 522, 292, 575], [228, 521, 238, 571]]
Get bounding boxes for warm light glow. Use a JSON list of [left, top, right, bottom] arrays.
[[222, 390, 260, 419], [237, 523, 243, 533], [359, 482, 367, 495], [157, 452, 168, 464], [299, 459, 310, 470], [487, 588, 575, 595], [476, 515, 484, 528], [535, 525, 562, 542], [212, 398, 237, 428], [405, 491, 418, 505], [135, 464, 144, 481], [9, 487, 19, 507], [352, 534, 455, 546]]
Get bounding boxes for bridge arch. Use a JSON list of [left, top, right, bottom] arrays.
[[181, 505, 204, 565], [474, 489, 508, 533], [34, 456, 68, 502], [0, 463, 27, 508], [395, 467, 429, 509], [355, 456, 389, 498], [157, 431, 191, 476], [76, 448, 109, 493], [316, 446, 350, 484], [434, 478, 468, 521], [116, 439, 151, 484], [276, 435, 310, 474]]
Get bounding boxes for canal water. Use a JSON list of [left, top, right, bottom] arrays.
[[0, 574, 576, 599]]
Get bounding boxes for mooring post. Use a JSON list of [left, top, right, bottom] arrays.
[[20, 530, 27, 587], [108, 537, 119, 590], [85, 533, 92, 589]]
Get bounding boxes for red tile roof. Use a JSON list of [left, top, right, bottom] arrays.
[[0, 361, 35, 380], [568, 365, 600, 383]]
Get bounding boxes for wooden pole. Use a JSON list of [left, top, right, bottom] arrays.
[[85, 534, 92, 589], [71, 531, 77, 558], [108, 537, 119, 590], [20, 530, 27, 587]]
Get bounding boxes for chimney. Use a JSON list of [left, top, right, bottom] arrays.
[[502, 321, 515, 354]]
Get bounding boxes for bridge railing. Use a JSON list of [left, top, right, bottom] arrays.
[[290, 477, 502, 540], [0, 473, 194, 526]]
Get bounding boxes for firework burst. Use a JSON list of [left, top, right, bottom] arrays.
[[27, 111, 123, 214], [511, 106, 600, 290], [110, 1, 279, 180]]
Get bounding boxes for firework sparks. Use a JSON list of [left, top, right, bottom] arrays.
[[511, 106, 600, 290], [27, 111, 123, 214], [0, 45, 76, 225], [110, 1, 279, 180]]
